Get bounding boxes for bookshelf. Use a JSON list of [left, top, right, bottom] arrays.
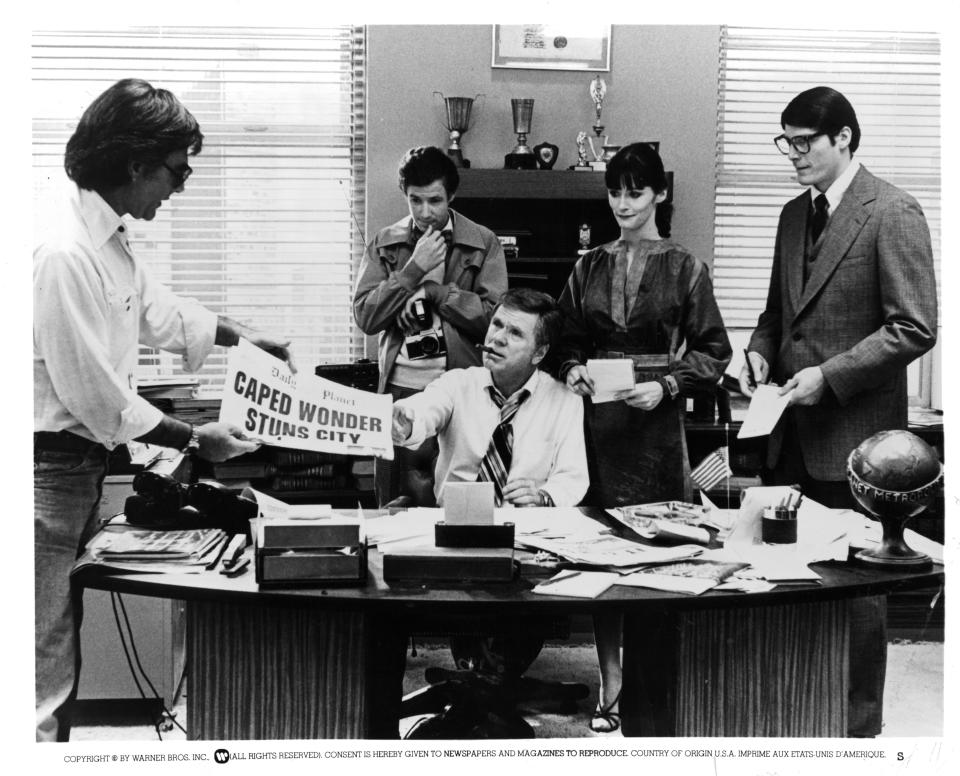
[[454, 168, 672, 298]]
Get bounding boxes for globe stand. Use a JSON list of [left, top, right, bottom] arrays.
[[846, 429, 943, 571], [853, 517, 933, 569]]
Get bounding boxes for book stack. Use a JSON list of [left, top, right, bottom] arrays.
[[210, 447, 355, 501], [137, 378, 220, 425]]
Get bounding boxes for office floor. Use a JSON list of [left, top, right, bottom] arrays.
[[70, 638, 943, 741]]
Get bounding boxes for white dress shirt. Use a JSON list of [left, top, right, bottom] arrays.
[[811, 158, 861, 217], [398, 366, 589, 506], [34, 183, 217, 448]]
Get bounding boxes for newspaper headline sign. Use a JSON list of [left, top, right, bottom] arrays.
[[219, 339, 393, 459]]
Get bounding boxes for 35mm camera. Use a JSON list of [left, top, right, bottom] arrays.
[[404, 298, 446, 360]]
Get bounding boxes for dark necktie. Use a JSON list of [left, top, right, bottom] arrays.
[[476, 387, 530, 506], [411, 226, 453, 247], [810, 193, 829, 244]]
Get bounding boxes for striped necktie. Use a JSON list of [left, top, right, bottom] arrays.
[[477, 387, 530, 506]]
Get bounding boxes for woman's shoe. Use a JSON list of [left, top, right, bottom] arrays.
[[589, 690, 621, 733]]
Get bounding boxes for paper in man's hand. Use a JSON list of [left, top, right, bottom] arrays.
[[737, 383, 794, 439]]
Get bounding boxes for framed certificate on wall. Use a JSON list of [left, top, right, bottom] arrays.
[[492, 24, 611, 71]]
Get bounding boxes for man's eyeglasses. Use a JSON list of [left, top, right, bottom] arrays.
[[773, 132, 826, 155], [162, 162, 193, 187]]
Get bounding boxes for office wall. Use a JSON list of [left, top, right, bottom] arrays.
[[366, 24, 721, 266]]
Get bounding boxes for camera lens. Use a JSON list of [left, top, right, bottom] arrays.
[[420, 335, 439, 356]]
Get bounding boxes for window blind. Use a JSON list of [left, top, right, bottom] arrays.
[[32, 26, 366, 392], [714, 26, 941, 404]]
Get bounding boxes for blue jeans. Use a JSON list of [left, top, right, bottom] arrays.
[[34, 443, 107, 742]]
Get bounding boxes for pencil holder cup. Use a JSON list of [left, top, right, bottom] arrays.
[[761, 506, 797, 544]]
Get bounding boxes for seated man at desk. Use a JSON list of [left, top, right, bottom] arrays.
[[387, 287, 588, 734], [391, 287, 588, 508]]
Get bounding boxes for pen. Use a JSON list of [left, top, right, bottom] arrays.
[[537, 570, 581, 587], [220, 534, 247, 570], [744, 349, 758, 389], [205, 535, 232, 570]]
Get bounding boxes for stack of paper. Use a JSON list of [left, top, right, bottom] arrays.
[[617, 558, 748, 595], [517, 533, 703, 568], [79, 526, 229, 574], [532, 570, 620, 598]]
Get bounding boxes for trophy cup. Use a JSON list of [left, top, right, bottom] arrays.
[[504, 98, 537, 170], [434, 92, 483, 168], [587, 77, 616, 170]]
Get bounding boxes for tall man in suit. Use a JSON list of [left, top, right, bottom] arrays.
[[738, 86, 938, 737]]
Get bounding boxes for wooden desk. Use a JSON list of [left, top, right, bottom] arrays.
[[73, 510, 943, 740]]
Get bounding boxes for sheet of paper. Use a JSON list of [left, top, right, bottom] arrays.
[[708, 544, 825, 580], [240, 487, 332, 519], [495, 507, 607, 538], [444, 482, 494, 525], [518, 532, 703, 567], [532, 570, 620, 598], [586, 358, 635, 403], [363, 510, 438, 547], [698, 490, 737, 536], [844, 512, 944, 564], [220, 338, 394, 458], [737, 383, 793, 438], [616, 572, 717, 595]]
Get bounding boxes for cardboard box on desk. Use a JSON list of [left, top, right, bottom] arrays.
[[254, 518, 367, 588]]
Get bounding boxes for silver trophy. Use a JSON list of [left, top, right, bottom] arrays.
[[505, 98, 537, 169], [434, 92, 483, 168], [587, 77, 616, 170]]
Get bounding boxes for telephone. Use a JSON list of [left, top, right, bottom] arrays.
[[124, 471, 256, 534]]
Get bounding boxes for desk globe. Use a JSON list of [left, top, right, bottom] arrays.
[[846, 429, 943, 568]]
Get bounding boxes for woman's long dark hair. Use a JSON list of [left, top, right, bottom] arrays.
[[604, 142, 673, 237]]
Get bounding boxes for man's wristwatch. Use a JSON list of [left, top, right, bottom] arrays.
[[182, 424, 201, 455]]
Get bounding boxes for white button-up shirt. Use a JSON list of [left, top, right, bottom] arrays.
[[34, 184, 216, 448], [398, 366, 589, 506], [811, 158, 861, 217]]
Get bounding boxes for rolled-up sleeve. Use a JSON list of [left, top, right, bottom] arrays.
[[138, 264, 217, 373]]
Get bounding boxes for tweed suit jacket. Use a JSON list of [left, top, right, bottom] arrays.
[[748, 165, 937, 480]]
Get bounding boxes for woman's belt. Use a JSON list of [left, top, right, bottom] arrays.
[[596, 350, 669, 380]]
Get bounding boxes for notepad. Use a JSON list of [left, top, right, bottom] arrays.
[[737, 383, 794, 438], [586, 358, 635, 403], [532, 570, 619, 598]]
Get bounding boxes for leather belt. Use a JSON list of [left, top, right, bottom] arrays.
[[597, 351, 669, 369], [34, 430, 106, 454]]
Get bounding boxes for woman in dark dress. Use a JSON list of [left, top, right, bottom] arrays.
[[557, 142, 731, 732]]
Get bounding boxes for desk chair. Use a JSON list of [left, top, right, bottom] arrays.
[[399, 617, 589, 738], [384, 472, 588, 738]]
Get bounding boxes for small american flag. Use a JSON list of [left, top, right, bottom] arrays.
[[691, 447, 732, 492]]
